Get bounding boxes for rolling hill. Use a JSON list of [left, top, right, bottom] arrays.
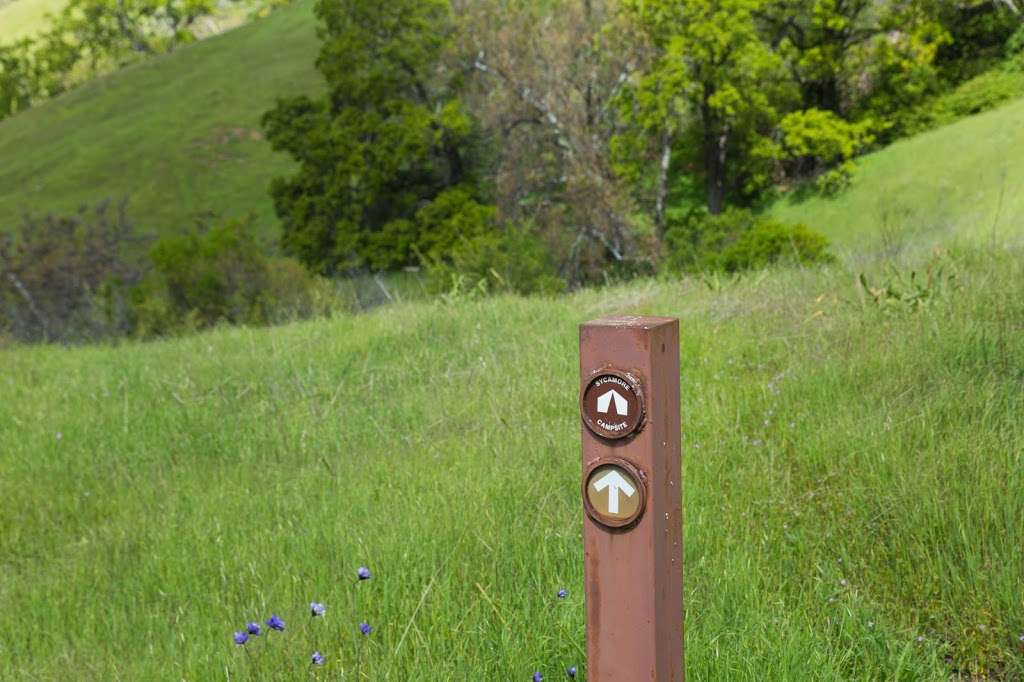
[[0, 0, 67, 41], [771, 97, 1024, 254], [0, 0, 320, 237]]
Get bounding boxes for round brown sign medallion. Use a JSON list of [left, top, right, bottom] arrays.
[[580, 369, 644, 439], [583, 460, 646, 528]]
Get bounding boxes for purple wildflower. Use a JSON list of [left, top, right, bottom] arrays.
[[233, 631, 249, 646], [557, 589, 568, 599], [359, 621, 372, 636], [567, 666, 577, 678], [310, 602, 326, 617], [246, 622, 261, 636], [266, 614, 285, 631], [357, 566, 372, 581], [311, 651, 324, 666], [533, 673, 543, 682]]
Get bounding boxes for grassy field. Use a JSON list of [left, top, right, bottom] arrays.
[[1, 238, 1022, 679], [0, 0, 320, 238], [772, 97, 1024, 255]]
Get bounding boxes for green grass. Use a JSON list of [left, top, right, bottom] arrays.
[[1, 242, 1022, 679], [0, 0, 67, 41], [771, 96, 1024, 256], [0, 0, 320, 238]]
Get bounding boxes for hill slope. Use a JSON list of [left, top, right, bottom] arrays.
[[1, 244, 1022, 679], [771, 97, 1024, 252], [0, 0, 320, 236], [0, 0, 66, 41]]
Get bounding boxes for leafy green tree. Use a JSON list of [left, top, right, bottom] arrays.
[[762, 0, 878, 114], [262, 0, 486, 274], [763, 0, 952, 133], [624, 0, 794, 215], [929, 0, 1021, 80], [0, 41, 35, 119], [0, 28, 79, 120], [58, 0, 218, 63]]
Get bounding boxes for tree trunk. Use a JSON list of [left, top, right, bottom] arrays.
[[700, 85, 730, 215], [995, 0, 1021, 16], [441, 132, 464, 186], [654, 129, 672, 236], [701, 114, 728, 214]]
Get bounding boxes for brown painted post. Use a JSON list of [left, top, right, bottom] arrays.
[[579, 316, 683, 681]]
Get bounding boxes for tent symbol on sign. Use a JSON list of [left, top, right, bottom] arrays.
[[596, 389, 628, 416]]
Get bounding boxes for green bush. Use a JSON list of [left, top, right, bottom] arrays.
[[424, 224, 565, 297], [777, 109, 875, 177], [664, 208, 833, 274], [717, 220, 834, 272], [0, 200, 142, 343], [134, 216, 320, 336], [1005, 24, 1024, 60], [902, 63, 1024, 135]]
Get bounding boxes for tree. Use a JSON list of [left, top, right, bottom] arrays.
[[0, 200, 142, 343], [625, 0, 794, 215], [762, 0, 952, 131], [57, 0, 219, 63], [928, 0, 1022, 81], [262, 0, 486, 274], [761, 0, 880, 115], [0, 41, 36, 119], [462, 0, 654, 282]]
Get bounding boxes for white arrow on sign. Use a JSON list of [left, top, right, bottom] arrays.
[[592, 470, 636, 514], [596, 389, 628, 416]]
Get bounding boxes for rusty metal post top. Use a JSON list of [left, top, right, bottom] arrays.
[[580, 315, 678, 331]]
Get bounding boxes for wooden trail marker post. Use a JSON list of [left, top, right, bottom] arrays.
[[579, 316, 683, 681]]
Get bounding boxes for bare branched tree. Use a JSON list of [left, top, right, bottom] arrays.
[[457, 0, 654, 285]]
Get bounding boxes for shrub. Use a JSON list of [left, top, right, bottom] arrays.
[[902, 62, 1024, 135], [134, 216, 320, 336], [717, 220, 834, 272], [424, 224, 565, 297], [664, 208, 754, 273], [664, 208, 833, 274], [0, 200, 142, 343], [1005, 24, 1024, 61], [777, 109, 875, 178]]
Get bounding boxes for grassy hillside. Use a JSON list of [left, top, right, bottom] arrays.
[[0, 0, 320, 237], [0, 0, 66, 41], [772, 97, 1024, 254], [1, 242, 1022, 679]]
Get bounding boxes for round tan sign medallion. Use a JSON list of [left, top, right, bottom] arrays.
[[583, 461, 646, 528], [580, 369, 644, 439]]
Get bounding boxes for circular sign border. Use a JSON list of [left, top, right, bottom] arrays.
[[580, 367, 646, 440], [582, 458, 648, 529]]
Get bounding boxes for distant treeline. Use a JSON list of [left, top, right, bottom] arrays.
[[3, 0, 1023, 344], [259, 0, 1023, 288]]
